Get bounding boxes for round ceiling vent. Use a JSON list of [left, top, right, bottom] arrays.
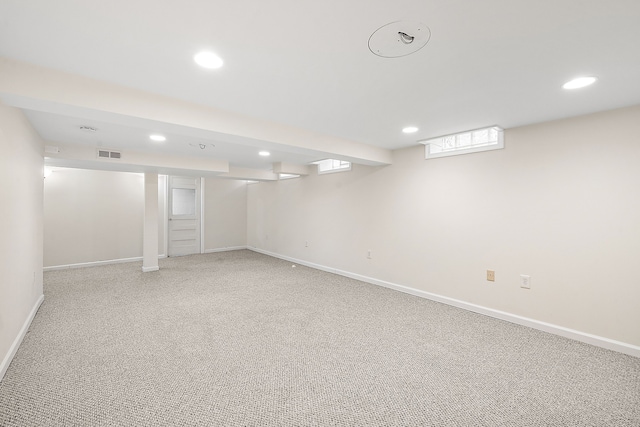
[[368, 21, 431, 58]]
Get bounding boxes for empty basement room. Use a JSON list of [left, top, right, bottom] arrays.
[[1, 1, 639, 425]]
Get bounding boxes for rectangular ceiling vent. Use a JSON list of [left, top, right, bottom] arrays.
[[97, 149, 122, 160]]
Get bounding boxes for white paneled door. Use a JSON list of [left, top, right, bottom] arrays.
[[168, 176, 201, 257]]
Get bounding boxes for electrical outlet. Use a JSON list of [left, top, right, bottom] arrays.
[[520, 274, 531, 289], [367, 250, 372, 259], [305, 241, 308, 247], [487, 270, 495, 282]]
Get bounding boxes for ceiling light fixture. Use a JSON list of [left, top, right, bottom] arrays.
[[563, 76, 597, 90], [194, 51, 224, 69], [149, 134, 166, 142], [402, 126, 419, 134], [259, 151, 270, 157]]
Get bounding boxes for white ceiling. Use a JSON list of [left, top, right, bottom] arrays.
[[23, 110, 322, 170], [1, 0, 640, 171]]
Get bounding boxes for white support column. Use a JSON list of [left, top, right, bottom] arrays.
[[200, 177, 205, 254], [142, 172, 159, 272]]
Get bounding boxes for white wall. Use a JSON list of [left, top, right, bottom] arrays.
[[0, 103, 44, 378], [247, 105, 640, 348], [203, 178, 247, 251], [43, 172, 247, 266], [44, 168, 145, 267]]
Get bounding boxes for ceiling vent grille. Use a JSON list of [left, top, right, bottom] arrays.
[[97, 149, 122, 160]]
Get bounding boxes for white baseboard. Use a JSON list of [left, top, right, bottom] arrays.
[[44, 254, 167, 272], [0, 294, 44, 382], [141, 266, 160, 272], [204, 246, 247, 254], [44, 250, 244, 272], [249, 247, 640, 358], [44, 256, 142, 271]]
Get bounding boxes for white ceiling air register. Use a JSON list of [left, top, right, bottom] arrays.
[[97, 149, 122, 160]]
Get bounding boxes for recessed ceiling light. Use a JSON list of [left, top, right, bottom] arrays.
[[149, 134, 166, 142], [259, 151, 270, 157], [194, 51, 224, 69], [563, 76, 597, 90], [402, 126, 419, 134]]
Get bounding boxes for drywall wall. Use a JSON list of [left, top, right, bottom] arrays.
[[44, 168, 145, 267], [0, 103, 44, 379], [44, 171, 247, 266], [203, 178, 247, 251], [247, 105, 640, 348]]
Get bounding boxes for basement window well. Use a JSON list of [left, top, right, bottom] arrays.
[[420, 126, 504, 159], [313, 159, 352, 174]]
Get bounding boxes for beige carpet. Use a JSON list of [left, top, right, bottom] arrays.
[[1, 250, 639, 426]]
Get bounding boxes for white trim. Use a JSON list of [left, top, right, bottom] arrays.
[[248, 247, 640, 358], [44, 257, 143, 271], [43, 254, 166, 271], [142, 266, 159, 273], [204, 246, 247, 254], [1, 295, 44, 382]]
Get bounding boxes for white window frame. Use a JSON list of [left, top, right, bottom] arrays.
[[313, 159, 352, 175], [420, 126, 504, 159], [278, 173, 300, 180]]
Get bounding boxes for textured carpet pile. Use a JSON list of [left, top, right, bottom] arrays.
[[0, 250, 638, 426]]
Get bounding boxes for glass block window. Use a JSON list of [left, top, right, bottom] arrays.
[[313, 159, 352, 174], [421, 126, 504, 159]]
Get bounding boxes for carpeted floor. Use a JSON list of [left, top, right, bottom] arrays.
[[0, 250, 639, 426]]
